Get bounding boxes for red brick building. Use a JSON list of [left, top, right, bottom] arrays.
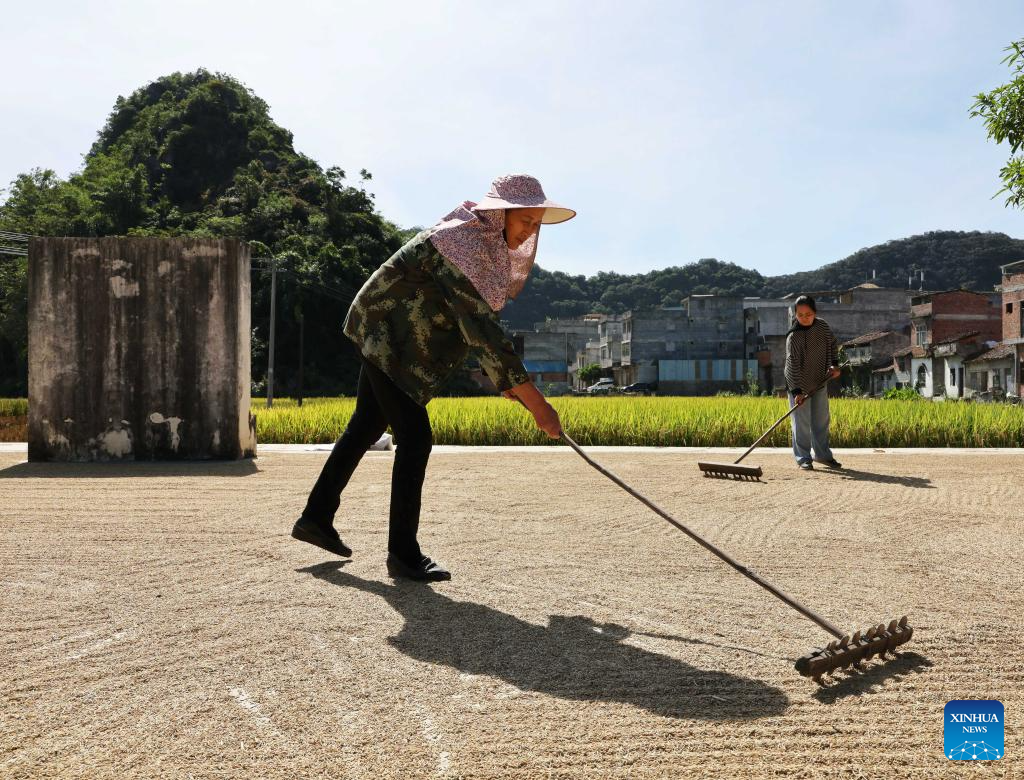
[[998, 260, 1024, 395], [910, 290, 1002, 347]]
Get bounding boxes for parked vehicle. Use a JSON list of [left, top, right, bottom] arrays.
[[586, 378, 615, 395], [621, 381, 657, 395]]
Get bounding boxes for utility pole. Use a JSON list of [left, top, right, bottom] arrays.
[[266, 257, 277, 408], [297, 305, 305, 408]]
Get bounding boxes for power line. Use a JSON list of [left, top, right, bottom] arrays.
[[0, 231, 30, 257]]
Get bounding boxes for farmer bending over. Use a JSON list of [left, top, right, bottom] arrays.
[[292, 175, 574, 580]]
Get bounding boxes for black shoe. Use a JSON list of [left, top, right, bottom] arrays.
[[815, 458, 843, 469], [798, 460, 814, 470], [386, 553, 451, 582], [291, 517, 352, 558]]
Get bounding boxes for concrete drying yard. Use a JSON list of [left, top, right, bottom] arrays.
[[1, 445, 1021, 779]]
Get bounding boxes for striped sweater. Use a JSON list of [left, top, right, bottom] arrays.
[[784, 318, 838, 395]]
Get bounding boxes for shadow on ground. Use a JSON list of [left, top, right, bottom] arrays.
[[817, 467, 933, 489], [812, 652, 933, 703], [298, 560, 790, 721], [0, 460, 261, 479]]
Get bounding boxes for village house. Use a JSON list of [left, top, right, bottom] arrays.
[[910, 289, 1002, 347], [840, 330, 909, 396], [930, 332, 988, 399], [997, 259, 1024, 396], [873, 345, 916, 394], [964, 343, 1016, 397]]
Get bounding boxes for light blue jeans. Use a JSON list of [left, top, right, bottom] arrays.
[[789, 388, 834, 464]]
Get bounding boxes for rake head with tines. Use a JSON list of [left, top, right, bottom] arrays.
[[698, 461, 763, 480], [795, 616, 914, 684]]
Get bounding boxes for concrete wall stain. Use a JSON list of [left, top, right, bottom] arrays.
[[28, 237, 257, 462]]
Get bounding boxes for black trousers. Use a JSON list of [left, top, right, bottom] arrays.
[[301, 357, 432, 563]]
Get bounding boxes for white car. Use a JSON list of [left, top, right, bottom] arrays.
[[586, 378, 616, 394]]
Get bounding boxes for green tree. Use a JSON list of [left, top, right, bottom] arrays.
[[971, 39, 1024, 207], [577, 363, 602, 386]]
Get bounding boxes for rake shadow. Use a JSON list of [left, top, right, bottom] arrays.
[[297, 560, 790, 721], [812, 651, 933, 703], [0, 460, 261, 479]]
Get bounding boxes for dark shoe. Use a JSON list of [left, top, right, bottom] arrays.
[[798, 460, 814, 470], [291, 517, 352, 558], [815, 458, 843, 469], [386, 553, 451, 582]]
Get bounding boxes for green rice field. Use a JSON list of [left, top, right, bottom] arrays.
[[250, 396, 1024, 447], [0, 399, 27, 416], [3, 396, 1021, 447]]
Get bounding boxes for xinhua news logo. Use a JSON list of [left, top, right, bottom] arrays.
[[944, 700, 1003, 761]]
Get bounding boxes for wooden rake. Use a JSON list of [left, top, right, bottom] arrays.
[[559, 430, 914, 683]]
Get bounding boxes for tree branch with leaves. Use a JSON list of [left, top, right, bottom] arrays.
[[971, 39, 1024, 208]]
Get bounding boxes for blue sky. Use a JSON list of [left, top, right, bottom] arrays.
[[3, 1, 1023, 277]]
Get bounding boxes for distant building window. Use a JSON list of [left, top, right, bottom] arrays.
[[915, 324, 928, 346], [1008, 302, 1014, 314], [950, 368, 956, 386]]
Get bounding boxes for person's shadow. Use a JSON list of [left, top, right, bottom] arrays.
[[818, 467, 933, 489], [297, 561, 789, 721]]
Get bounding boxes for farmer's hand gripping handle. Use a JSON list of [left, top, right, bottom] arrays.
[[506, 382, 562, 439]]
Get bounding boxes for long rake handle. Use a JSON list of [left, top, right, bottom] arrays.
[[732, 370, 840, 466], [732, 406, 798, 465], [560, 430, 845, 639]]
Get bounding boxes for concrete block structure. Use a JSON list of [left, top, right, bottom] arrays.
[[28, 237, 256, 461], [621, 297, 746, 390], [514, 316, 600, 394]]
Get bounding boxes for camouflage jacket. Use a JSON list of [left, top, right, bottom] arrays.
[[343, 231, 530, 405]]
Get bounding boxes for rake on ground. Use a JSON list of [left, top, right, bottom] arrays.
[[559, 430, 913, 683]]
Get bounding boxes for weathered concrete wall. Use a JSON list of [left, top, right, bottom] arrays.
[[28, 237, 256, 461]]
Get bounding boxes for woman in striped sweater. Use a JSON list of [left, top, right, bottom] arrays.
[[784, 295, 842, 471]]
